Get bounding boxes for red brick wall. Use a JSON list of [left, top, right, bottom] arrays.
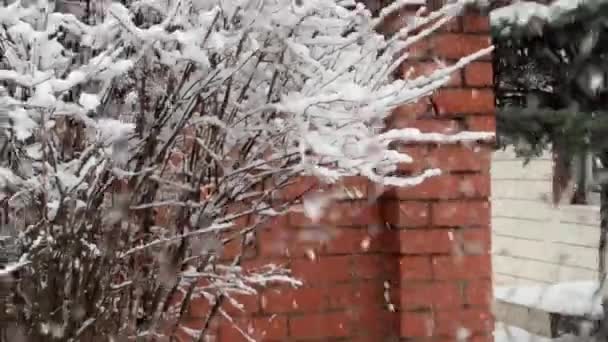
[[170, 8, 495, 342]]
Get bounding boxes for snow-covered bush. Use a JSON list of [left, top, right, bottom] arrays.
[[0, 0, 492, 340]]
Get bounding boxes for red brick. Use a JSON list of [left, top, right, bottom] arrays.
[[256, 221, 291, 257], [111, 177, 129, 193], [219, 316, 288, 341], [291, 256, 352, 285], [440, 16, 463, 32], [286, 206, 313, 227], [240, 258, 282, 274], [400, 312, 434, 337], [274, 176, 320, 201], [399, 256, 433, 280], [181, 315, 221, 330], [378, 9, 414, 35], [173, 317, 219, 342], [261, 287, 324, 313], [408, 38, 433, 59], [401, 61, 462, 86], [399, 145, 492, 174], [432, 34, 492, 60], [258, 225, 325, 258], [389, 99, 432, 124], [461, 174, 491, 198], [383, 201, 430, 228], [326, 282, 384, 309], [325, 201, 382, 227], [432, 255, 491, 280], [255, 212, 288, 231], [350, 308, 400, 338], [181, 126, 197, 151], [225, 202, 250, 229], [464, 279, 493, 306], [432, 200, 490, 227], [465, 62, 493, 86], [220, 294, 260, 317], [463, 15, 491, 33], [467, 115, 496, 132], [289, 201, 381, 227], [166, 289, 186, 311], [469, 174, 491, 198], [252, 316, 288, 340], [353, 254, 397, 280], [426, 145, 491, 172], [221, 237, 242, 261], [394, 174, 461, 200], [459, 227, 491, 255], [168, 150, 184, 169], [256, 236, 293, 259], [370, 181, 388, 199], [289, 312, 351, 339], [396, 145, 429, 173], [397, 282, 463, 310], [435, 308, 494, 336], [325, 228, 384, 254], [172, 328, 206, 342], [398, 229, 454, 254], [154, 206, 172, 226], [336, 176, 370, 200], [218, 319, 249, 342], [433, 89, 495, 115], [397, 119, 463, 134], [186, 296, 213, 319]]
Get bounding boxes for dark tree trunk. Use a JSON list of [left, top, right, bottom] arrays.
[[552, 145, 572, 205], [599, 184, 608, 280]]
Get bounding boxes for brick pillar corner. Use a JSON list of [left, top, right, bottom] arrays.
[[385, 5, 496, 341]]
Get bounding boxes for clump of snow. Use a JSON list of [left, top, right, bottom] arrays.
[[302, 191, 335, 223], [78, 93, 100, 111], [495, 281, 602, 317], [491, 2, 550, 27], [96, 119, 134, 144], [0, 167, 22, 189], [8, 107, 37, 141], [456, 327, 471, 341]]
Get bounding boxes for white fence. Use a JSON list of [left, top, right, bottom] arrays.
[[491, 148, 602, 286]]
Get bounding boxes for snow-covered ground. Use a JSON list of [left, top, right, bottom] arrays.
[[495, 281, 602, 318], [495, 324, 580, 342], [494, 281, 601, 341]]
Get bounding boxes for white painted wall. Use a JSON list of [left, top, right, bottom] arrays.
[[491, 148, 601, 286]]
